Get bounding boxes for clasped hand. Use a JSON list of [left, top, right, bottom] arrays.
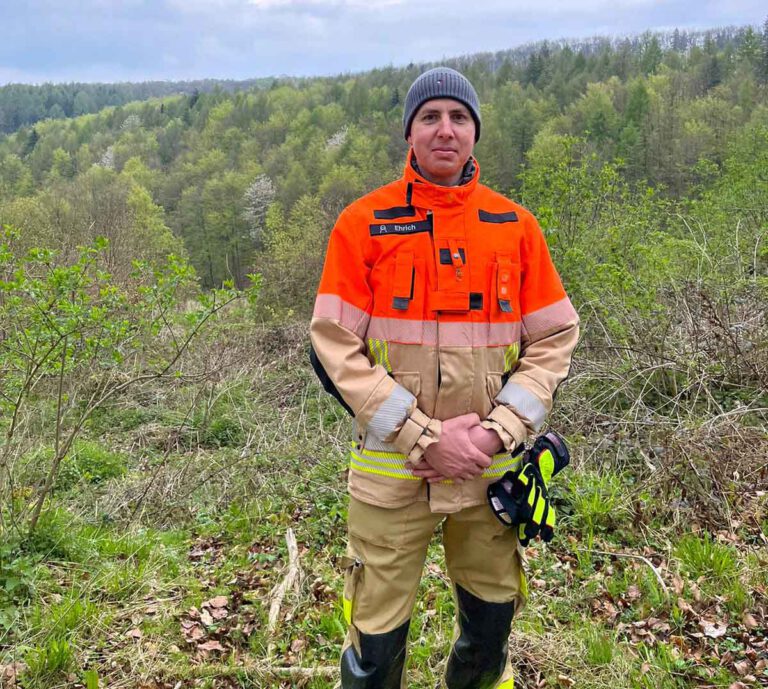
[[410, 413, 503, 483]]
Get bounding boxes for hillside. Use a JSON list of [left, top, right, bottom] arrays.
[[0, 23, 766, 689]]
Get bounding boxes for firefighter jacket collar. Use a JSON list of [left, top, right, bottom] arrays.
[[403, 148, 480, 210]]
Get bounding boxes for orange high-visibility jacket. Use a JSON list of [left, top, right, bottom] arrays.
[[310, 151, 579, 513]]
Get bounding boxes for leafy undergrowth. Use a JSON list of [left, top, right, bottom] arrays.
[[1, 324, 766, 689]]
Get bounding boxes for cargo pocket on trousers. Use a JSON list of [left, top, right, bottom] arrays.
[[340, 554, 364, 626]]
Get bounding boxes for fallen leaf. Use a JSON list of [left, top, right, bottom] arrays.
[[640, 662, 652, 675], [210, 607, 228, 620], [742, 613, 759, 629], [699, 620, 728, 639], [198, 640, 225, 652], [677, 597, 695, 614], [200, 609, 214, 627], [185, 625, 204, 642], [690, 582, 703, 602], [204, 595, 228, 609], [126, 628, 142, 640], [556, 675, 575, 687], [728, 683, 748, 689], [669, 636, 687, 650], [290, 639, 307, 653], [734, 660, 752, 676], [0, 663, 27, 681]]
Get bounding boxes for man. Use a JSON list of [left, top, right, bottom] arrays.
[[310, 67, 578, 689]]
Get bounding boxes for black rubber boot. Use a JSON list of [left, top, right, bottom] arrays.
[[340, 618, 410, 689], [445, 585, 515, 689]]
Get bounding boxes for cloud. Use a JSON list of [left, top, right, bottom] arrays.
[[1, 0, 765, 84]]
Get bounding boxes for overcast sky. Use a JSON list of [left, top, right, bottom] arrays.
[[1, 0, 765, 85]]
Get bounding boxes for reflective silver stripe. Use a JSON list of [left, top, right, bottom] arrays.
[[522, 297, 578, 341], [495, 382, 547, 430], [313, 293, 370, 339], [366, 316, 521, 347], [366, 384, 415, 441]]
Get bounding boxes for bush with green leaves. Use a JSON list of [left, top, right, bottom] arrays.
[[0, 225, 255, 536]]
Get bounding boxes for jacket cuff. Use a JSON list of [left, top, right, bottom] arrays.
[[483, 406, 528, 450], [392, 408, 442, 462]]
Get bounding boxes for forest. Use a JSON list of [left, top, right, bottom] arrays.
[[0, 22, 767, 689]]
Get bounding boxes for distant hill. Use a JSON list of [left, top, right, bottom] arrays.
[[0, 21, 766, 299], [0, 78, 275, 134], [0, 24, 760, 135]]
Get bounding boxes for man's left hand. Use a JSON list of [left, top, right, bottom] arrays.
[[411, 413, 492, 483]]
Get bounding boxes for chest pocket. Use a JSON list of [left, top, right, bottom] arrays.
[[389, 251, 426, 317], [490, 254, 521, 318]]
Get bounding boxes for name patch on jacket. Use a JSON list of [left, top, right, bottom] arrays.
[[369, 219, 432, 236], [479, 209, 519, 223]]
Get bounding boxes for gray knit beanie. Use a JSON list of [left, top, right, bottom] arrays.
[[403, 67, 481, 142]]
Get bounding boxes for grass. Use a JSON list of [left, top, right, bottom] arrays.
[[1, 324, 765, 689]]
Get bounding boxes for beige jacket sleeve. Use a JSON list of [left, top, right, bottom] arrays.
[[310, 208, 441, 461], [482, 215, 580, 449]]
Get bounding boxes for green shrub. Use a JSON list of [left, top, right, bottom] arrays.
[[0, 542, 37, 631], [55, 440, 127, 491], [566, 470, 630, 535], [202, 414, 244, 448], [25, 637, 75, 680]]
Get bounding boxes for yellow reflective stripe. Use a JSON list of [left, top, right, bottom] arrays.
[[350, 451, 420, 480], [349, 448, 521, 482], [486, 457, 523, 473], [350, 461, 421, 480], [504, 343, 519, 372], [368, 338, 381, 367], [351, 450, 410, 468], [359, 448, 407, 460], [380, 340, 392, 372], [482, 466, 516, 479], [497, 679, 515, 689], [367, 338, 392, 372], [343, 596, 352, 625]]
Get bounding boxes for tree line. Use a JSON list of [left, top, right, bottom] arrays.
[[0, 22, 766, 313]]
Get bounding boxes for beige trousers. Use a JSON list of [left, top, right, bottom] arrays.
[[341, 497, 527, 688]]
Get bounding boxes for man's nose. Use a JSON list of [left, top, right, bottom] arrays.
[[436, 114, 454, 137]]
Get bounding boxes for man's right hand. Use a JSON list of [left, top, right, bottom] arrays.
[[410, 413, 492, 483]]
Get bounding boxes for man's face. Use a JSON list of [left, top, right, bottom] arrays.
[[407, 98, 476, 186]]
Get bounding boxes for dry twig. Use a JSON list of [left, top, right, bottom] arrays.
[[267, 528, 302, 659]]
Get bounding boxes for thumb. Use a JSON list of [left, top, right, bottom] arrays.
[[466, 441, 492, 468], [454, 412, 481, 429]]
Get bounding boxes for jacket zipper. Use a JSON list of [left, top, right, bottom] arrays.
[[426, 209, 442, 391]]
